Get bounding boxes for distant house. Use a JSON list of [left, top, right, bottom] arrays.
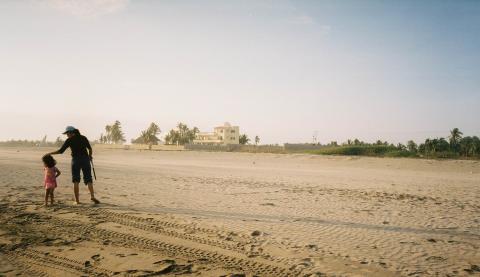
[[193, 122, 240, 145]]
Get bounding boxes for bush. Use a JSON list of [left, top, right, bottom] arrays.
[[384, 150, 417, 158], [310, 145, 399, 156], [423, 151, 459, 159]]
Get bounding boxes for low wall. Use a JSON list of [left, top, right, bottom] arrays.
[[94, 144, 185, 151], [184, 144, 285, 153], [184, 144, 241, 152], [95, 143, 321, 153], [284, 143, 325, 151]]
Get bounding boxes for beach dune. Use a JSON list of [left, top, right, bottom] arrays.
[[0, 147, 479, 276]]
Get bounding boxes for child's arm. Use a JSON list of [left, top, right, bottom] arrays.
[[55, 167, 61, 178]]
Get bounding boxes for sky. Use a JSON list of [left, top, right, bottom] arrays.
[[1, 0, 479, 144]]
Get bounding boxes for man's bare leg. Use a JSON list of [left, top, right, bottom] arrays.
[[73, 182, 80, 204], [87, 183, 100, 204]]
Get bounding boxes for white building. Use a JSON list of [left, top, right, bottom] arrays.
[[193, 122, 240, 145]]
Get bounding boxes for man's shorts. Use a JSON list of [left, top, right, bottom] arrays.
[[71, 156, 93, 184]]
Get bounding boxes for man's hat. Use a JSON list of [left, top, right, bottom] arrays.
[[63, 126, 76, 134]]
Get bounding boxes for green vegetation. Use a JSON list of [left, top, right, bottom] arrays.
[[99, 120, 126, 144], [164, 123, 199, 145], [239, 134, 250, 145], [254, 135, 260, 145], [2, 126, 478, 160], [0, 136, 64, 147], [308, 128, 479, 159], [131, 122, 161, 149], [310, 145, 417, 158]]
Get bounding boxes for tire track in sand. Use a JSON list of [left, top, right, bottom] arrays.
[[41, 209, 304, 276], [5, 249, 112, 276]]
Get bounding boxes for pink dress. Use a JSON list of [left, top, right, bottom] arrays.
[[44, 167, 58, 189]]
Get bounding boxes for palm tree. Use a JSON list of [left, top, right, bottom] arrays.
[[424, 138, 433, 154], [139, 130, 149, 148], [254, 135, 260, 145], [188, 127, 200, 144], [418, 143, 426, 154], [473, 136, 480, 156], [105, 125, 112, 144], [431, 138, 439, 153], [175, 122, 191, 144], [407, 140, 417, 153], [110, 120, 126, 144], [239, 134, 250, 145], [165, 124, 197, 145], [449, 128, 463, 153], [165, 130, 175, 145], [131, 122, 162, 148], [437, 138, 450, 152], [147, 122, 161, 136], [459, 136, 473, 156]]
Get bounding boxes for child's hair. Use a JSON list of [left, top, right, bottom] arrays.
[[42, 154, 57, 168]]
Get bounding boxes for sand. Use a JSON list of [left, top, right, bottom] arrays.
[[0, 146, 479, 276]]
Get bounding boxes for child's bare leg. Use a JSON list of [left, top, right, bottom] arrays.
[[50, 189, 55, 205], [44, 189, 49, 206]]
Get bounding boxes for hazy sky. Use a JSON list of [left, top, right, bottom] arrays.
[[1, 0, 479, 144]]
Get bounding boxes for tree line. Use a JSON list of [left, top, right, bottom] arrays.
[[4, 122, 475, 159], [97, 121, 201, 146], [0, 136, 64, 147], [316, 128, 479, 158], [97, 121, 261, 147], [239, 134, 260, 145]]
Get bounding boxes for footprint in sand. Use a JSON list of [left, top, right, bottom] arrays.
[[91, 254, 102, 262], [305, 244, 318, 251], [426, 256, 446, 262], [464, 265, 480, 274], [153, 259, 175, 266]]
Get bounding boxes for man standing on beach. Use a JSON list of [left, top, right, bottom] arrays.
[[47, 126, 100, 205]]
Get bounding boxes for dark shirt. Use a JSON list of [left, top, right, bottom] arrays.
[[58, 135, 92, 157]]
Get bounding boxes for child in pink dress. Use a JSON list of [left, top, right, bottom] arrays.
[[42, 154, 61, 206]]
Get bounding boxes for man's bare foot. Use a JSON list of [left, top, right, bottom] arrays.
[[91, 198, 100, 204], [73, 201, 80, 205]]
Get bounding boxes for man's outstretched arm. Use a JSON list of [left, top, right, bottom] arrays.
[[47, 140, 69, 156]]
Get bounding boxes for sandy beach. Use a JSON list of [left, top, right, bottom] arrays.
[[0, 147, 479, 276]]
